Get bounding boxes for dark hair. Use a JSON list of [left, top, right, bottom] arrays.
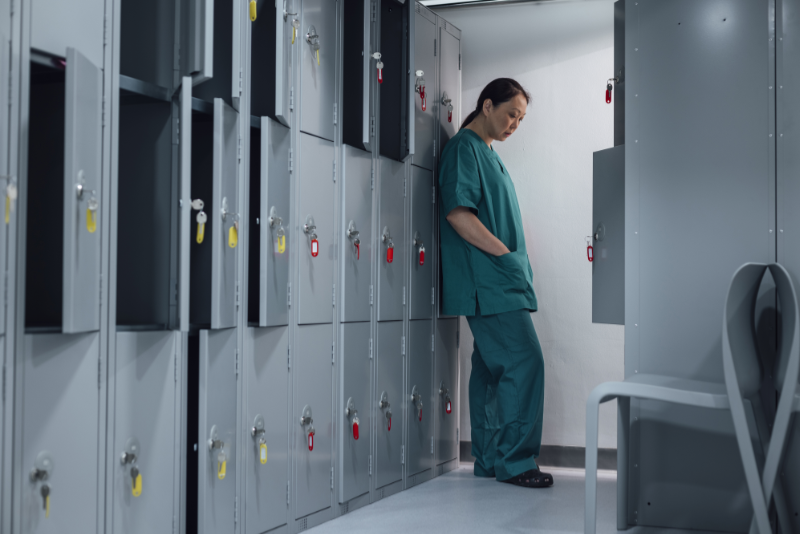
[[460, 78, 531, 130]]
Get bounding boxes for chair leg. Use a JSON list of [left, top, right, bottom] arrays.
[[617, 397, 630, 530]]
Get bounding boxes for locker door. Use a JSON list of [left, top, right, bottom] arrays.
[[198, 328, 237, 534], [378, 0, 413, 162], [411, 6, 436, 171], [377, 158, 406, 322], [0, 33, 9, 336], [299, 0, 337, 141], [259, 118, 291, 327], [184, 0, 215, 84], [407, 319, 432, 477], [274, 0, 294, 125], [22, 334, 99, 533], [245, 327, 289, 534], [341, 146, 373, 323], [112, 332, 179, 534], [409, 166, 432, 320], [435, 318, 458, 465], [341, 0, 373, 152], [294, 324, 333, 519], [31, 0, 104, 67], [211, 99, 239, 329], [250, 0, 293, 124], [437, 22, 460, 158], [298, 133, 335, 325], [62, 47, 102, 334], [339, 322, 371, 503], [375, 321, 403, 489], [179, 79, 193, 332]]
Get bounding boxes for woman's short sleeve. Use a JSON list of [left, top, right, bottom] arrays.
[[439, 140, 482, 216]]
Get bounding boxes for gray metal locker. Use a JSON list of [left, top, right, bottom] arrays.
[[197, 328, 238, 534], [592, 145, 624, 325], [31, 0, 104, 67], [437, 20, 460, 157], [22, 333, 100, 533], [300, 0, 337, 141], [112, 332, 180, 534], [409, 166, 433, 320], [407, 319, 433, 478], [256, 117, 291, 327], [249, 0, 293, 124], [411, 4, 436, 172], [341, 0, 374, 152], [338, 322, 371, 503], [435, 318, 457, 465], [244, 327, 289, 534], [375, 321, 404, 489], [298, 133, 335, 325], [294, 324, 333, 519], [377, 157, 406, 322], [341, 146, 373, 323]]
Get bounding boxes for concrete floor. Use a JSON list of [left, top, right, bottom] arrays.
[[309, 465, 619, 534]]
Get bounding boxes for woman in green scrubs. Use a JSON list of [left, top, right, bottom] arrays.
[[439, 78, 552, 488]]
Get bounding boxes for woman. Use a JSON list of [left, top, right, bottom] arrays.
[[439, 78, 551, 488]]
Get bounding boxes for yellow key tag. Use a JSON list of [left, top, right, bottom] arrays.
[[249, 0, 257, 21], [228, 225, 238, 248], [4, 196, 9, 224], [316, 49, 320, 66], [277, 235, 286, 254], [45, 495, 50, 518], [292, 27, 296, 44], [260, 443, 268, 465], [86, 208, 97, 233], [132, 473, 142, 497], [196, 223, 205, 244], [217, 460, 227, 480]]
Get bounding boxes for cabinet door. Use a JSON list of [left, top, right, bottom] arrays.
[[245, 327, 289, 534], [407, 320, 433, 477], [341, 0, 373, 151], [411, 5, 436, 171], [299, 0, 337, 141], [375, 321, 403, 489], [62, 47, 102, 334], [250, 0, 293, 125], [179, 79, 193, 332], [409, 166, 433, 320], [378, 0, 413, 162], [341, 146, 373, 323], [210, 99, 239, 329], [435, 318, 458, 465], [185, 0, 215, 84], [198, 328, 238, 534], [377, 158, 406, 322]]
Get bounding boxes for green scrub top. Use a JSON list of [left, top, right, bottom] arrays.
[[438, 128, 538, 317]]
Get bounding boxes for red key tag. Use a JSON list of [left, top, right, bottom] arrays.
[[419, 409, 422, 422], [308, 432, 314, 451], [421, 97, 426, 112], [311, 239, 319, 257], [419, 247, 425, 266], [387, 246, 393, 264], [388, 417, 392, 432], [587, 245, 594, 262], [355, 242, 360, 260], [606, 83, 612, 104], [446, 400, 452, 414], [448, 109, 452, 123], [353, 419, 360, 440], [377, 64, 383, 84]]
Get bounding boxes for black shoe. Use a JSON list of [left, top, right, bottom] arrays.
[[500, 469, 554, 488]]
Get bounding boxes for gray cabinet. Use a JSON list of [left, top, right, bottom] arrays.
[[377, 157, 406, 322], [407, 319, 433, 478], [244, 327, 289, 534], [411, 5, 436, 172], [409, 166, 433, 320], [434, 318, 457, 465], [375, 321, 403, 489], [300, 0, 338, 142], [298, 133, 335, 325], [341, 146, 373, 323], [338, 322, 371, 503], [592, 145, 624, 326]]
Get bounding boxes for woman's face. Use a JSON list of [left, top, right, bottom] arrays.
[[483, 94, 528, 142]]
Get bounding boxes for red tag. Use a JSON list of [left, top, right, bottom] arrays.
[[355, 242, 360, 260], [387, 247, 393, 263], [378, 68, 383, 84], [446, 400, 452, 414], [421, 97, 426, 112], [606, 87, 612, 104], [448, 110, 452, 123], [311, 239, 319, 257], [419, 249, 425, 266], [308, 432, 314, 451], [420, 87, 425, 99], [587, 245, 594, 262], [353, 421, 359, 440], [388, 417, 391, 431]]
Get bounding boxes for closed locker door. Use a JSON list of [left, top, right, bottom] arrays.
[[341, 146, 373, 323], [0, 34, 9, 336], [407, 319, 432, 477], [435, 318, 457, 465], [437, 22, 460, 158], [411, 6, 436, 172], [294, 324, 333, 519], [178, 79, 193, 332], [22, 334, 99, 533], [112, 332, 179, 534], [409, 166, 432, 320], [375, 321, 403, 489], [258, 118, 291, 327], [338, 322, 371, 503], [211, 99, 239, 329], [63, 47, 102, 334], [300, 0, 337, 141], [298, 133, 335, 325], [31, 0, 104, 67], [245, 327, 289, 534], [377, 158, 406, 322], [197, 328, 237, 534]]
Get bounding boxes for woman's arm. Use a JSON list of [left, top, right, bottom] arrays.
[[446, 207, 511, 256]]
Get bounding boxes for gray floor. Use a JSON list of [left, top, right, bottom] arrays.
[[309, 465, 619, 534]]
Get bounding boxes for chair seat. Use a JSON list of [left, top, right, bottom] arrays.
[[588, 373, 730, 410]]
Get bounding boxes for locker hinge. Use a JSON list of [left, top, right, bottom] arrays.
[[369, 285, 374, 305], [287, 282, 292, 306], [402, 287, 406, 306], [333, 160, 337, 182], [432, 186, 436, 204], [369, 455, 373, 475], [430, 437, 434, 454], [369, 338, 373, 359], [371, 1, 377, 21], [433, 140, 436, 158], [98, 356, 102, 389], [370, 116, 375, 138], [289, 148, 294, 173], [287, 481, 291, 505], [331, 467, 334, 489], [401, 445, 405, 465], [290, 87, 294, 111], [371, 168, 375, 190], [235, 281, 240, 308], [331, 342, 335, 365], [404, 179, 407, 197], [239, 69, 243, 95], [431, 287, 435, 305], [401, 336, 406, 355], [434, 39, 437, 57], [333, 103, 338, 125], [288, 345, 291, 371], [459, 54, 462, 70], [2, 365, 5, 403], [332, 284, 336, 307], [234, 496, 239, 523], [431, 334, 435, 352], [238, 136, 242, 161], [235, 349, 240, 377], [174, 349, 178, 382], [103, 14, 109, 46]]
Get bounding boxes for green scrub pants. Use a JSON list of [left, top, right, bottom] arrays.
[[467, 305, 545, 481]]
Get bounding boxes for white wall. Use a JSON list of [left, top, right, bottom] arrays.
[[437, 0, 624, 450]]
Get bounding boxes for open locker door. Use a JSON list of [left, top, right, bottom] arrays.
[[0, 33, 9, 336], [186, 0, 215, 85], [179, 78, 193, 332], [275, 0, 293, 125], [62, 47, 102, 334], [210, 99, 239, 329]]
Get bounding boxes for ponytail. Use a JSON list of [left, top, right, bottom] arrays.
[[459, 78, 531, 130]]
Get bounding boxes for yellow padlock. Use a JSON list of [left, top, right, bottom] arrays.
[[228, 225, 238, 248], [260, 442, 268, 465], [132, 473, 142, 497], [86, 208, 97, 233], [277, 235, 286, 254], [249, 0, 257, 21], [218, 460, 227, 480], [5, 196, 9, 224], [197, 222, 205, 244]]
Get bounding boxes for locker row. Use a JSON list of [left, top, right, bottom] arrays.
[[0, 0, 463, 533]]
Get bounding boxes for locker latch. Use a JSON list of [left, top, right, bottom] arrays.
[[30, 451, 53, 518], [371, 53, 384, 84], [300, 405, 315, 451], [269, 206, 286, 254], [442, 92, 453, 123], [347, 221, 361, 260], [306, 25, 320, 65], [382, 227, 394, 264], [379, 391, 392, 431], [415, 71, 426, 111], [411, 386, 423, 422], [345, 397, 360, 440], [207, 425, 227, 480], [120, 437, 142, 496], [4, 176, 17, 225], [304, 216, 319, 257], [606, 77, 619, 104], [192, 199, 207, 244], [75, 170, 99, 234], [414, 231, 425, 266], [585, 236, 594, 263], [252, 414, 268, 464], [439, 381, 452, 415]]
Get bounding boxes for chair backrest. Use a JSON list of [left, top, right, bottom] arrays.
[[723, 263, 768, 399], [769, 263, 800, 393]]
